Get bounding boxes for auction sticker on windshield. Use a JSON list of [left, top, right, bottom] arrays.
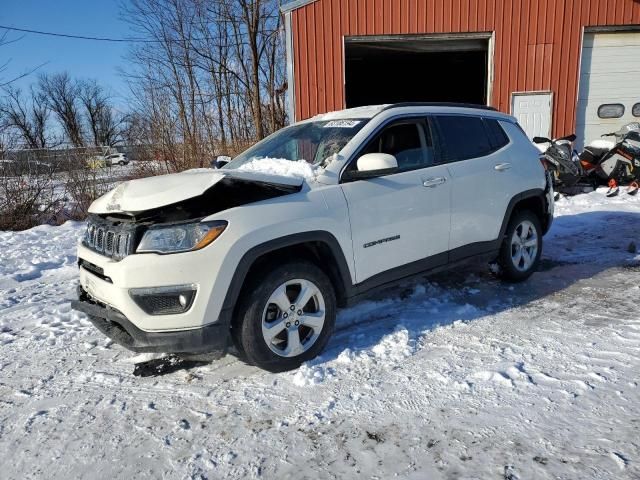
[[323, 120, 361, 128]]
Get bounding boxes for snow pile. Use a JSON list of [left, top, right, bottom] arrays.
[[370, 327, 416, 361], [235, 157, 319, 180], [0, 221, 83, 287], [291, 362, 335, 386]]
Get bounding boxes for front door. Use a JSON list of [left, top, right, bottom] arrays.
[[341, 119, 451, 283]]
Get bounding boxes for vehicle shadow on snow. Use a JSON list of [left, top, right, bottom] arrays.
[[297, 210, 640, 369]]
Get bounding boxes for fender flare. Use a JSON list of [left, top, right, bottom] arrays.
[[218, 231, 354, 326], [498, 188, 549, 239]]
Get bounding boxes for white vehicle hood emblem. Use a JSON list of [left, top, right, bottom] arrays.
[[88, 169, 305, 214]]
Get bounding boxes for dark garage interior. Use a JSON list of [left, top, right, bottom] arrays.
[[345, 37, 489, 108]]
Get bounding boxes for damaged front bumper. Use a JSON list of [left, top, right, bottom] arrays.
[[71, 286, 230, 355]]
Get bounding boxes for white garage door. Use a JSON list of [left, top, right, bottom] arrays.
[[577, 31, 640, 149]]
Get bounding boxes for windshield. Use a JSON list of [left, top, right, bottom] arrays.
[[226, 119, 367, 169]]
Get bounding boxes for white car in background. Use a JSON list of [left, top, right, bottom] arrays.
[[72, 103, 554, 371], [105, 153, 129, 166], [87, 152, 129, 169]]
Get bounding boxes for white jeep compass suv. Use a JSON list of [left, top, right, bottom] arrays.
[[71, 103, 554, 371]]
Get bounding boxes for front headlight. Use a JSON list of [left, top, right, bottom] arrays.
[[136, 220, 227, 254]]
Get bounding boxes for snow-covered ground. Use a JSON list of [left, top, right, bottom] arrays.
[[1, 189, 639, 479]]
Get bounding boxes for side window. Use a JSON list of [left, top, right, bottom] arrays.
[[360, 121, 428, 172], [632, 103, 640, 118], [484, 119, 510, 150], [434, 115, 494, 162]]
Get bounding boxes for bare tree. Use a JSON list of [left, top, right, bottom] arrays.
[[0, 120, 17, 156], [0, 86, 51, 149], [1, 30, 49, 88], [79, 79, 121, 146], [0, 30, 12, 87], [221, 0, 283, 139], [39, 72, 85, 147], [121, 0, 287, 170]]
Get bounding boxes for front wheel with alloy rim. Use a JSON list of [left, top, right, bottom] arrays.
[[233, 261, 336, 372], [497, 210, 542, 282]]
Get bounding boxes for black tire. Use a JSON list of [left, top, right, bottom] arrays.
[[232, 260, 336, 372], [497, 210, 542, 283], [118, 161, 126, 166]]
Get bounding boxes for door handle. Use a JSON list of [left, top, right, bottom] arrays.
[[495, 163, 512, 171], [423, 177, 447, 188]]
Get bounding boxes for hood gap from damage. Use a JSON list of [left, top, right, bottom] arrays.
[[96, 176, 301, 224]]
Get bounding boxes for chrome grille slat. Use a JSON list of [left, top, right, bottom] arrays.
[[96, 228, 104, 251], [119, 233, 130, 257], [105, 231, 114, 255], [82, 217, 138, 261], [86, 225, 96, 247]]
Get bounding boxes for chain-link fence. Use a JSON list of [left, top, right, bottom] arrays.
[[0, 147, 158, 230], [0, 142, 255, 231]]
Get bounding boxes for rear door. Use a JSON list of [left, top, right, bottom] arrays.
[[432, 115, 517, 257], [341, 119, 451, 283]]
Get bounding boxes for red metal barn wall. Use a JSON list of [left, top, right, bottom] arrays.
[[290, 0, 640, 137]]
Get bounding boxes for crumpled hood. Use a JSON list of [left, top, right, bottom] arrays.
[[89, 168, 305, 214]]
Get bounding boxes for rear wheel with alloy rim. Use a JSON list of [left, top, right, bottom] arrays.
[[497, 210, 542, 282], [234, 261, 336, 371]]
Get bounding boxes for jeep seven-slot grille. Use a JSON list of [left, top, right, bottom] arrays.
[[83, 217, 140, 260]]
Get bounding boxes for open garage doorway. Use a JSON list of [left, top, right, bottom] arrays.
[[344, 35, 492, 108]]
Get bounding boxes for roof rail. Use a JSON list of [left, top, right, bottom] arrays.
[[380, 102, 498, 112]]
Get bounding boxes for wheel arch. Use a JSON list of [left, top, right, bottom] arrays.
[[221, 231, 354, 329], [499, 189, 550, 239]]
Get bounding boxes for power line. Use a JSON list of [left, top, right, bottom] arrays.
[[0, 24, 151, 43], [0, 23, 281, 45]]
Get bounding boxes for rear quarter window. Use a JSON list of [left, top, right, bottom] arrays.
[[434, 115, 496, 162], [484, 119, 510, 150]]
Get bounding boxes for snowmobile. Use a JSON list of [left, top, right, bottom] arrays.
[[579, 123, 640, 197], [533, 134, 594, 196]]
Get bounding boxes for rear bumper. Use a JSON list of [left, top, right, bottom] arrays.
[[71, 287, 230, 354]]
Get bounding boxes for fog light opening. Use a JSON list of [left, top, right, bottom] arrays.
[[129, 284, 197, 316]]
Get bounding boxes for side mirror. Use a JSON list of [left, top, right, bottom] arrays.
[[342, 153, 398, 181], [532, 136, 552, 144], [212, 155, 231, 169], [356, 153, 398, 172]]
